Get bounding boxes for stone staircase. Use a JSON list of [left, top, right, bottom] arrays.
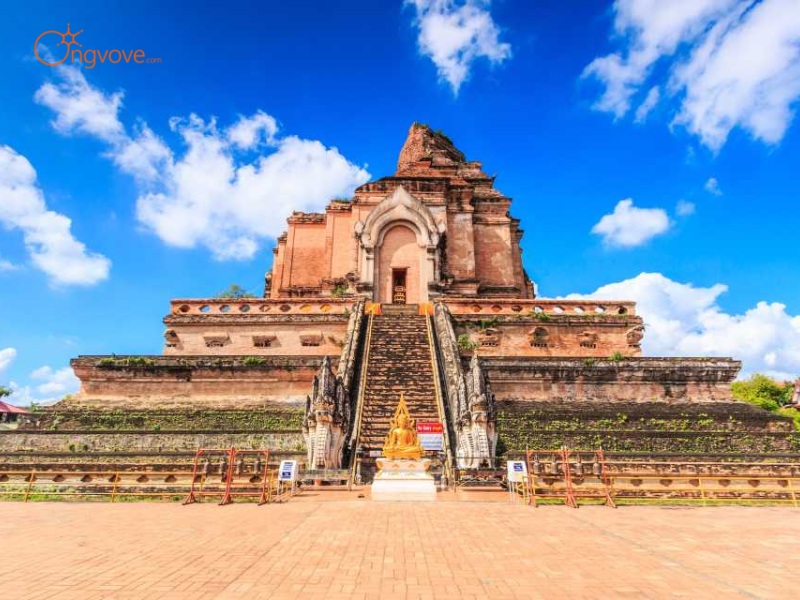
[[356, 305, 440, 457]]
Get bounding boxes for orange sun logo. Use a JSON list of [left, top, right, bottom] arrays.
[[34, 24, 84, 67]]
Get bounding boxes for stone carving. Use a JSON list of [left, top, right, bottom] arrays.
[[475, 327, 501, 348], [579, 331, 598, 347], [302, 300, 366, 469], [432, 302, 497, 468], [302, 356, 348, 469], [529, 327, 549, 347], [459, 354, 498, 468], [626, 325, 645, 346], [790, 379, 800, 408]]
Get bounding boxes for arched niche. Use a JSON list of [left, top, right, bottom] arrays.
[[354, 186, 444, 303]]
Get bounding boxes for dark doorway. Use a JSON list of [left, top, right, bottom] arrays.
[[392, 269, 407, 304]]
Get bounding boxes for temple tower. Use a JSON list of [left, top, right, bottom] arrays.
[[268, 123, 534, 302]]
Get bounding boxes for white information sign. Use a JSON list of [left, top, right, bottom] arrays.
[[278, 460, 298, 482], [417, 422, 443, 451], [506, 460, 528, 483]]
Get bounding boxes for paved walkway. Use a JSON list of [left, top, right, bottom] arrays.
[[1, 500, 797, 599]]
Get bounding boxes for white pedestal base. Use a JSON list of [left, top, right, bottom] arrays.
[[371, 458, 436, 502]]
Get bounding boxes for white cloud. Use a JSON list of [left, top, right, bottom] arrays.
[[591, 198, 671, 247], [7, 364, 80, 406], [704, 176, 723, 195], [407, 0, 512, 94], [35, 66, 371, 261], [0, 257, 18, 271], [30, 366, 80, 396], [634, 86, 660, 122], [583, 0, 800, 150], [676, 200, 696, 216], [0, 347, 17, 374], [568, 272, 800, 380], [227, 111, 278, 149], [1, 350, 78, 406], [0, 145, 111, 286], [34, 66, 125, 142]]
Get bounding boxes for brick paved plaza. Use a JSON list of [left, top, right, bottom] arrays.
[[1, 500, 798, 599]]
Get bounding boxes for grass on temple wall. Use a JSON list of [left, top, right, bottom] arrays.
[[242, 356, 267, 367], [36, 409, 305, 432], [494, 404, 800, 453], [98, 357, 155, 368], [457, 334, 478, 352]]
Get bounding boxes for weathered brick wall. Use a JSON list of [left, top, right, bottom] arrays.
[[453, 314, 643, 357], [285, 221, 328, 287], [495, 401, 799, 453], [445, 212, 476, 282], [479, 357, 741, 403], [473, 221, 516, 288], [26, 408, 304, 431], [328, 207, 359, 279], [70, 356, 333, 408], [0, 431, 304, 453], [163, 320, 348, 356]]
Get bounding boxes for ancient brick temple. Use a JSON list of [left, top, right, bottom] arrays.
[[268, 122, 533, 303], [63, 123, 789, 474]]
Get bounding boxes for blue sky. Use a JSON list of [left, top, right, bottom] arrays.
[[1, 0, 800, 403]]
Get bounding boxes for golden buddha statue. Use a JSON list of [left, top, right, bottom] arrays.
[[382, 393, 423, 460]]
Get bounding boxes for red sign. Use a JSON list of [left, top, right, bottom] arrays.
[[417, 422, 443, 434]]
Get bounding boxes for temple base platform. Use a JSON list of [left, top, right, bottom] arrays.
[[371, 458, 436, 502]]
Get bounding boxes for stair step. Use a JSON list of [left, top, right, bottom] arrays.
[[353, 310, 445, 449]]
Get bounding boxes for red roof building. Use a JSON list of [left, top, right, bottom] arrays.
[[0, 400, 30, 423]]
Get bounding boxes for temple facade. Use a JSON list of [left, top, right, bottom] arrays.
[[66, 124, 753, 472], [269, 123, 533, 304]]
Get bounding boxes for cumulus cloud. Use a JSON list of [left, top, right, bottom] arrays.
[[30, 366, 80, 396], [583, 0, 800, 151], [9, 365, 80, 406], [704, 176, 723, 195], [35, 66, 371, 260], [34, 66, 125, 141], [0, 347, 17, 374], [591, 198, 671, 247], [0, 145, 111, 286], [407, 0, 512, 94], [567, 272, 800, 380], [676, 200, 696, 216]]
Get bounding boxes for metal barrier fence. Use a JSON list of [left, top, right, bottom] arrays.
[[0, 468, 197, 502], [183, 448, 278, 506], [511, 449, 800, 507], [0, 447, 292, 504]]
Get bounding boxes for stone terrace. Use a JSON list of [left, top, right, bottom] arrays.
[[1, 502, 797, 599]]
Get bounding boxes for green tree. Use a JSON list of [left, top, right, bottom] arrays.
[[731, 374, 794, 411], [218, 284, 256, 299], [0, 385, 11, 398]]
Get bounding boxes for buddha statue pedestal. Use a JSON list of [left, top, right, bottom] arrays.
[[371, 458, 436, 502], [370, 393, 437, 502]]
